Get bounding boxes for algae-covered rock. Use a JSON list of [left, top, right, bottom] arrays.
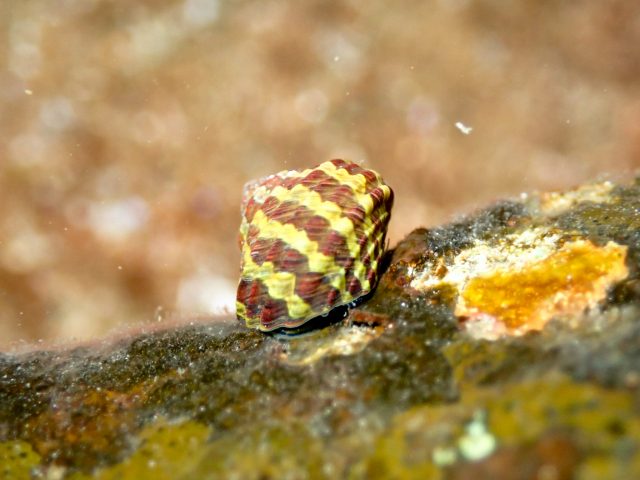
[[2, 179, 640, 479]]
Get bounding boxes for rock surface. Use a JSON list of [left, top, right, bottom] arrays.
[[2, 179, 640, 479]]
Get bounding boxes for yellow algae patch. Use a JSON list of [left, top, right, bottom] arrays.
[[456, 239, 628, 336], [410, 227, 629, 339], [535, 181, 615, 217]]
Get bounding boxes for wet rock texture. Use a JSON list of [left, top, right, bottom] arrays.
[[2, 179, 640, 479]]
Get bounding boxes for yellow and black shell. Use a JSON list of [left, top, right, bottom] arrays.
[[236, 159, 394, 331]]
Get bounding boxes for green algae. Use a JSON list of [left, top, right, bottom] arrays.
[[6, 371, 638, 479], [195, 423, 329, 479], [443, 339, 547, 388], [0, 440, 40, 480], [69, 420, 211, 480], [357, 373, 640, 479], [80, 419, 366, 479]]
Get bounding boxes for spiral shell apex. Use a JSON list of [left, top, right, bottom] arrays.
[[236, 159, 394, 331]]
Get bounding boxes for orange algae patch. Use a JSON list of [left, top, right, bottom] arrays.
[[456, 240, 628, 335]]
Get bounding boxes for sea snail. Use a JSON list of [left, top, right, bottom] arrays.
[[236, 159, 394, 331]]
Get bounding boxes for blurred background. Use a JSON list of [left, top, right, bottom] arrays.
[[1, 0, 639, 348]]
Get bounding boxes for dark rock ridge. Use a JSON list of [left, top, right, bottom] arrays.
[[2, 179, 640, 479]]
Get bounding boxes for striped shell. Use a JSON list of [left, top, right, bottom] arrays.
[[236, 159, 394, 331]]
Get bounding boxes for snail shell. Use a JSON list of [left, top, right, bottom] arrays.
[[236, 159, 394, 331]]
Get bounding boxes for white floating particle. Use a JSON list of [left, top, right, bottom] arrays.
[[177, 272, 236, 314], [24, 89, 33, 95], [294, 89, 328, 124], [87, 197, 149, 241], [40, 97, 76, 131], [455, 121, 473, 135], [407, 97, 439, 135], [183, 0, 220, 27]]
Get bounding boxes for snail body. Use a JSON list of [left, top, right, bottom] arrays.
[[236, 159, 393, 331]]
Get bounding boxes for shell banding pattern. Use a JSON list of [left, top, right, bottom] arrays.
[[236, 159, 394, 331]]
